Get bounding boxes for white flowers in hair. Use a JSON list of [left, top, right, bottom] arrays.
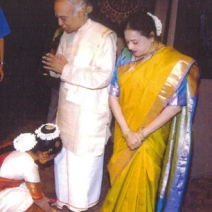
[[147, 12, 162, 36], [13, 133, 37, 152], [35, 123, 60, 141]]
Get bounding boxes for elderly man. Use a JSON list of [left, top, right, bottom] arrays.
[[42, 0, 117, 211]]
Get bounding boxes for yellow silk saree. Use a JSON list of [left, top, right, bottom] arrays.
[[101, 46, 200, 212]]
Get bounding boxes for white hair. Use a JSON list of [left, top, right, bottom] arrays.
[[73, 0, 87, 16], [63, 0, 87, 16], [55, 0, 88, 17]]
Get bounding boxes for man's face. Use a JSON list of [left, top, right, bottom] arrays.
[[54, 0, 83, 33]]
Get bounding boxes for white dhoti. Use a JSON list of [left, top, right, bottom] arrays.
[[53, 18, 117, 212], [54, 147, 104, 211]]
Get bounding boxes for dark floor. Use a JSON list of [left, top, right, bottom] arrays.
[[1, 116, 212, 212]]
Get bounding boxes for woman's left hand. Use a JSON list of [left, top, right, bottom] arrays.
[[42, 53, 68, 74], [126, 131, 143, 150]]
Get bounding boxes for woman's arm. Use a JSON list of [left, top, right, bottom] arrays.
[[26, 181, 58, 212], [109, 95, 182, 150], [109, 95, 142, 150], [141, 77, 187, 142], [109, 95, 129, 133], [141, 105, 182, 138]]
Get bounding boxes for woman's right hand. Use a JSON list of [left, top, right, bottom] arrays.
[[51, 208, 60, 212], [34, 196, 59, 212], [126, 131, 143, 150]]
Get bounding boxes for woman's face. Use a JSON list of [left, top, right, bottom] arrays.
[[124, 29, 154, 58]]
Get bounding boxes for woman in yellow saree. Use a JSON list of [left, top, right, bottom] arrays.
[[101, 12, 200, 212]]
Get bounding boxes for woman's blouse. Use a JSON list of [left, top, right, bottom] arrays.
[[0, 151, 40, 182], [109, 49, 186, 107]]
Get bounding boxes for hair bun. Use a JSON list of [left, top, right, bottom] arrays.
[[35, 123, 60, 141], [41, 124, 56, 134]]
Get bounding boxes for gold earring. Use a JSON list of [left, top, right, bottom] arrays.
[[39, 152, 48, 164], [39, 157, 46, 164]]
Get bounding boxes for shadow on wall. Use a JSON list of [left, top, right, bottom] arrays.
[[190, 79, 212, 177], [0, 1, 58, 133]]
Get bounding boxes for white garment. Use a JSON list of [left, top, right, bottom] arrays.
[[54, 19, 116, 210], [0, 151, 40, 212], [53, 19, 117, 155], [55, 147, 104, 211]]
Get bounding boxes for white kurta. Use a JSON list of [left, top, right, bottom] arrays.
[[0, 151, 40, 212], [53, 19, 117, 211]]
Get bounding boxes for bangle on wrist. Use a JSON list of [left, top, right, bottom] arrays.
[[122, 128, 131, 139], [140, 128, 147, 140], [0, 62, 4, 65]]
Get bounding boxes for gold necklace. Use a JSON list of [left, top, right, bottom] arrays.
[[133, 41, 159, 61]]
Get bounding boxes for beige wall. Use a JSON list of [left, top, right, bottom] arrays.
[[190, 79, 212, 177]]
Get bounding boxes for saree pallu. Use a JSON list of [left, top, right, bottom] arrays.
[[101, 47, 200, 212]]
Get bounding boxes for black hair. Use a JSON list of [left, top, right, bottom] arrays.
[[125, 11, 158, 40], [32, 124, 62, 155]]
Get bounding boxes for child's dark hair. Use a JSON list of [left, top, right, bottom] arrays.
[[0, 124, 62, 157], [32, 124, 62, 155]]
